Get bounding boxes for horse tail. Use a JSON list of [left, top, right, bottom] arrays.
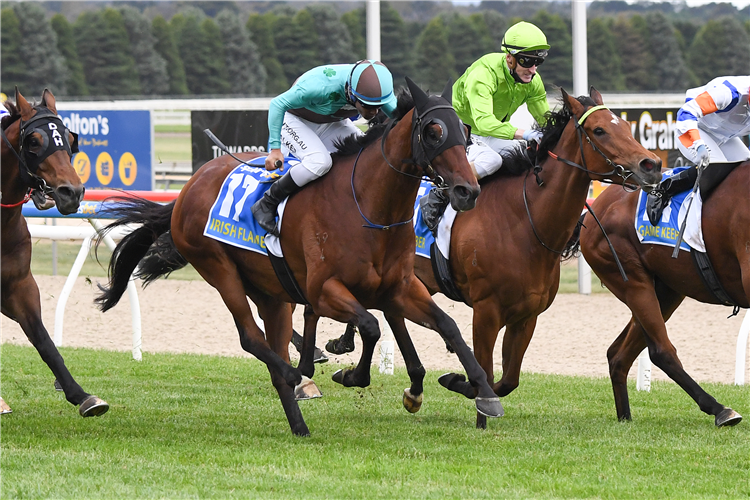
[[95, 197, 181, 312], [561, 213, 586, 261]]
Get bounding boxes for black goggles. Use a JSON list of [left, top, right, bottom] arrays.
[[515, 54, 545, 68], [357, 99, 382, 111]]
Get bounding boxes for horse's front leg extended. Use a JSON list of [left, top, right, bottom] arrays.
[[399, 279, 503, 418], [384, 315, 425, 413]]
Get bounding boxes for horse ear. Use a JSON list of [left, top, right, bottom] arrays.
[[15, 86, 32, 119], [589, 86, 604, 106], [41, 88, 57, 113], [405, 76, 430, 111], [440, 79, 453, 103], [561, 88, 583, 116]]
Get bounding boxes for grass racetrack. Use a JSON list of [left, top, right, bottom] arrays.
[[2, 344, 748, 499]]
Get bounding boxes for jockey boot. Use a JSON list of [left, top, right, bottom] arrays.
[[251, 171, 301, 236], [646, 166, 697, 226], [420, 188, 449, 236]]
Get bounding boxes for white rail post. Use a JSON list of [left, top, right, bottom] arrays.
[[377, 311, 394, 375], [735, 310, 749, 385], [54, 235, 94, 346], [636, 348, 651, 391]]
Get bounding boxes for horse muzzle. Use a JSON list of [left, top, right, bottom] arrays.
[[449, 183, 480, 212], [52, 184, 85, 215]]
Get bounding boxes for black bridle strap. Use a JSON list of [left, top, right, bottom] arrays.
[[584, 200, 628, 282], [352, 147, 414, 230]]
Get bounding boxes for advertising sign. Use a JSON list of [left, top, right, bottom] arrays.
[[610, 107, 687, 170], [191, 111, 268, 172], [59, 110, 153, 190]]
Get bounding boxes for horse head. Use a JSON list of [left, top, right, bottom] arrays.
[[9, 87, 84, 214], [405, 77, 479, 212], [559, 87, 662, 192]]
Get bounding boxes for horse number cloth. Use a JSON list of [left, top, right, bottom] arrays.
[[203, 157, 299, 255]]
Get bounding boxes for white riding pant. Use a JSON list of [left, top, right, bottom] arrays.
[[279, 112, 363, 186], [678, 128, 750, 165], [467, 135, 505, 179]]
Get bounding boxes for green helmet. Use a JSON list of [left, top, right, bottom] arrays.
[[501, 21, 550, 57]]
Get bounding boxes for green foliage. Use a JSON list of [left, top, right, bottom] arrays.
[[1, 8, 25, 96], [341, 7, 366, 61], [306, 4, 353, 65], [247, 13, 288, 95], [689, 17, 750, 85], [119, 6, 170, 96], [151, 16, 189, 95], [173, 8, 230, 95], [50, 14, 88, 96], [473, 10, 507, 53], [531, 11, 572, 91], [273, 8, 321, 85], [643, 12, 691, 91], [3, 344, 748, 498], [611, 15, 652, 92], [216, 9, 266, 95], [587, 17, 625, 91], [75, 9, 140, 96], [8, 2, 68, 97], [413, 17, 456, 91], [381, 2, 413, 88], [445, 12, 492, 77]]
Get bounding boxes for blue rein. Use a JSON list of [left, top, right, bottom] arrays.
[[351, 147, 415, 230]]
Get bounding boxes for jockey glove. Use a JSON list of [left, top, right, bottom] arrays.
[[522, 129, 543, 143], [696, 144, 709, 167]]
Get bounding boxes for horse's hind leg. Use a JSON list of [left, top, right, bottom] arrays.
[[607, 318, 647, 421], [296, 304, 319, 379], [2, 275, 108, 417], [385, 315, 425, 413], [325, 322, 357, 355]]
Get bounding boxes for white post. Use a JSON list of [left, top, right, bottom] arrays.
[[578, 254, 592, 295], [377, 311, 394, 375], [366, 0, 381, 61], [636, 348, 651, 392], [54, 236, 93, 346], [735, 310, 750, 385]]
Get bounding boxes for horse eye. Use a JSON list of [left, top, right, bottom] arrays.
[[593, 127, 605, 136]]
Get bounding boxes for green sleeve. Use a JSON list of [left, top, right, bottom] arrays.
[[464, 67, 517, 140]]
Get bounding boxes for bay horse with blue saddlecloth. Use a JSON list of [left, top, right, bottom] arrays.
[[94, 78, 504, 436], [580, 154, 748, 426], [1, 88, 108, 417], [325, 88, 662, 428]]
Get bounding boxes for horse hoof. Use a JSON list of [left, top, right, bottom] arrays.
[[313, 348, 329, 364], [0, 397, 12, 415], [54, 379, 63, 391], [438, 373, 474, 399], [294, 376, 322, 401], [403, 388, 423, 413], [332, 369, 346, 385], [716, 407, 742, 427], [325, 338, 354, 355], [475, 396, 504, 418], [79, 395, 109, 417]]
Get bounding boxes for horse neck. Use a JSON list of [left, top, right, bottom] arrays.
[[1, 123, 26, 208], [526, 123, 595, 249], [351, 110, 421, 225]]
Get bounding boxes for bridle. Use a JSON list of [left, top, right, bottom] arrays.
[[352, 96, 468, 230], [1, 107, 78, 208]]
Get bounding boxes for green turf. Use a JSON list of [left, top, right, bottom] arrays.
[[154, 132, 191, 162], [2, 344, 747, 499]]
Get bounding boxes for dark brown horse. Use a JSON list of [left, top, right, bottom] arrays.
[[325, 88, 663, 428], [1, 88, 108, 417], [580, 159, 748, 426], [95, 80, 504, 436]]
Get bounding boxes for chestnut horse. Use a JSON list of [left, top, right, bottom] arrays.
[[1, 88, 108, 417], [95, 80, 504, 436], [325, 88, 663, 428], [580, 159, 748, 426]]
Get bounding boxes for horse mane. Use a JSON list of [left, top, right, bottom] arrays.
[[332, 87, 414, 157], [480, 94, 600, 182], [1, 101, 20, 130]]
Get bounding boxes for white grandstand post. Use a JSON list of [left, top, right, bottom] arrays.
[[366, 0, 381, 61], [636, 348, 651, 392], [735, 310, 750, 385]]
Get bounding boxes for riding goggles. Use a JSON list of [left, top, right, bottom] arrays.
[[515, 53, 546, 68]]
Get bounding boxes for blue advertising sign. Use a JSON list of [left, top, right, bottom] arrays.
[[58, 110, 152, 190]]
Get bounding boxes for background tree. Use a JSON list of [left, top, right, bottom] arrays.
[[341, 7, 366, 60], [689, 17, 750, 85], [446, 13, 492, 76], [152, 15, 189, 95], [531, 11, 572, 91], [200, 17, 231, 95], [75, 8, 140, 96], [306, 4, 352, 64], [273, 6, 320, 84], [1, 8, 27, 96], [413, 17, 455, 91], [587, 17, 624, 91], [381, 2, 413, 86], [216, 9, 266, 95], [611, 16, 651, 92], [472, 10, 507, 52], [10, 2, 68, 96], [643, 12, 691, 91], [247, 13, 287, 95], [172, 8, 229, 95], [50, 14, 88, 96], [119, 6, 169, 96]]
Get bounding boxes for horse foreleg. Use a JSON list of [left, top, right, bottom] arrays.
[[606, 319, 645, 421], [2, 275, 108, 417], [384, 315, 425, 413], [399, 280, 503, 419]]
